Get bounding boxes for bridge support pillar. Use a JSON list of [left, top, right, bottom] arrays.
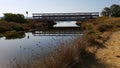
[[42, 20, 56, 28], [76, 21, 82, 29]]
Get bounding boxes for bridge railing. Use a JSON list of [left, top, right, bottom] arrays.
[[33, 12, 99, 16], [32, 12, 99, 21]]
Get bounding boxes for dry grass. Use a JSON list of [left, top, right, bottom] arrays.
[[96, 31, 120, 68], [82, 17, 120, 68], [6, 37, 90, 68], [76, 17, 120, 68], [37, 37, 89, 68]]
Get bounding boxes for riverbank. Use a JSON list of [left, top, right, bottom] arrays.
[[36, 17, 120, 68], [1, 17, 120, 68], [0, 19, 52, 33], [0, 19, 52, 38], [79, 17, 120, 68], [96, 31, 120, 68]]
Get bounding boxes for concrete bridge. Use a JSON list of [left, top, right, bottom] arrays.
[[32, 12, 99, 21]]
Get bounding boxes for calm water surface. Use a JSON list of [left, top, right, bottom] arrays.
[[0, 31, 82, 68]]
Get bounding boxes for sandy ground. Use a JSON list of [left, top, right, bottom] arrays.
[[96, 31, 120, 68]]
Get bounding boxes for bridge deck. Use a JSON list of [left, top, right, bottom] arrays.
[[33, 12, 99, 21]]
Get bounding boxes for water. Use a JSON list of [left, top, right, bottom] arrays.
[[0, 31, 82, 68]]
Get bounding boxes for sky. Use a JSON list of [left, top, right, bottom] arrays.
[[0, 0, 120, 17]]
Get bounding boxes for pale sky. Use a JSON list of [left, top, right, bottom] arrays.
[[0, 0, 120, 17]]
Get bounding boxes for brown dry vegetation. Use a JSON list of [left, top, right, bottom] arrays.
[[38, 17, 120, 68], [0, 19, 48, 33], [39, 38, 89, 68], [9, 37, 90, 68], [96, 31, 120, 68], [1, 17, 120, 68], [78, 17, 120, 68]]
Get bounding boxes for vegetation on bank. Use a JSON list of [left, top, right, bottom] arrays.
[[0, 13, 56, 34], [2, 13, 26, 23], [6, 15, 119, 68], [34, 17, 120, 68], [11, 17, 120, 68], [28, 17, 120, 68]]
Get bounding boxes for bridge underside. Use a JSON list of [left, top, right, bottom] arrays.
[[33, 12, 99, 21]]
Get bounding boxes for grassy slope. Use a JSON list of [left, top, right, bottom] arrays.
[[80, 17, 120, 68], [39, 17, 120, 68], [96, 31, 120, 68]]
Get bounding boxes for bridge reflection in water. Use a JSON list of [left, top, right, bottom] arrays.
[[32, 30, 83, 36]]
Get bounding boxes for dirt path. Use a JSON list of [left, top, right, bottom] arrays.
[[96, 31, 120, 68]]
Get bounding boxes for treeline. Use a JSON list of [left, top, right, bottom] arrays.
[[1, 13, 26, 23], [101, 4, 120, 17]]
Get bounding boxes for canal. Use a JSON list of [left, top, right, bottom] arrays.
[[0, 21, 82, 68]]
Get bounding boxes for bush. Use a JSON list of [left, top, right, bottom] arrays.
[[97, 23, 113, 32], [3, 13, 26, 23], [12, 25, 24, 31], [39, 38, 88, 68], [81, 23, 93, 30], [0, 26, 8, 32]]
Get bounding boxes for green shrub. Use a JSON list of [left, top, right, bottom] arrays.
[[81, 23, 93, 30], [3, 13, 26, 23]]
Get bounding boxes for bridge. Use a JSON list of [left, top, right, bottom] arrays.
[[32, 12, 99, 21]]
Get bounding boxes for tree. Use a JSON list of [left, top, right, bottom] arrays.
[[3, 13, 26, 23], [101, 7, 111, 17], [110, 4, 120, 17], [101, 4, 120, 17]]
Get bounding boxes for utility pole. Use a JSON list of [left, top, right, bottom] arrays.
[[26, 11, 28, 19]]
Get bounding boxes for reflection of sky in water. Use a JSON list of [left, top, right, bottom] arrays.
[[54, 21, 79, 27], [0, 32, 81, 68]]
